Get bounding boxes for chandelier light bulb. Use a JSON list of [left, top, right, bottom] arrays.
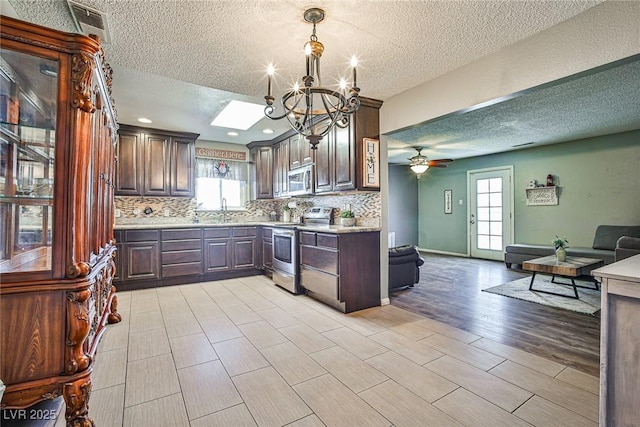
[[350, 55, 358, 68], [339, 78, 347, 91], [267, 64, 275, 76]]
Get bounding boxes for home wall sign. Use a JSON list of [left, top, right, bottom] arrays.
[[525, 186, 559, 206], [444, 189, 453, 214], [362, 138, 380, 188]]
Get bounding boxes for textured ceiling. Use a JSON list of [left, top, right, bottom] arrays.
[[9, 0, 632, 156]]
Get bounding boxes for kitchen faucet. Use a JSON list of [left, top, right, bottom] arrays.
[[221, 197, 228, 223]]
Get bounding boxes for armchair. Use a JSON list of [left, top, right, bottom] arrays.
[[388, 245, 425, 292], [615, 236, 640, 261]]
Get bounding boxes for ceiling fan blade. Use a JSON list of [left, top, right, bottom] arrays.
[[428, 164, 448, 168], [430, 158, 453, 163]]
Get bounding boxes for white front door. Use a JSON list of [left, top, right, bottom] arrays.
[[468, 167, 514, 261]]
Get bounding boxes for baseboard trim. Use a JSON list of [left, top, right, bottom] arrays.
[[380, 298, 390, 306], [417, 248, 469, 257]]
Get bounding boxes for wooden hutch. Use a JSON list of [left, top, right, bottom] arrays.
[[0, 16, 121, 425]]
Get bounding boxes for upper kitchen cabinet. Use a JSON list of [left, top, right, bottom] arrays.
[[115, 124, 198, 197], [250, 145, 273, 199], [289, 134, 312, 170], [1, 16, 121, 425]]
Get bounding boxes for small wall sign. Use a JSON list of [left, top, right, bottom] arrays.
[[444, 189, 453, 214], [195, 147, 247, 161], [362, 138, 380, 188]]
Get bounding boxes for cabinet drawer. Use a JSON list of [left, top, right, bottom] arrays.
[[301, 266, 339, 301], [317, 233, 338, 249], [300, 245, 338, 274], [300, 231, 316, 246], [162, 249, 202, 265], [125, 229, 159, 242], [233, 227, 257, 237], [162, 262, 202, 278], [114, 230, 123, 243], [204, 227, 232, 238], [162, 239, 201, 252], [162, 228, 201, 240], [262, 227, 273, 239]]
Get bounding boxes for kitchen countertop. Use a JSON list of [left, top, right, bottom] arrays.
[[114, 221, 380, 234]]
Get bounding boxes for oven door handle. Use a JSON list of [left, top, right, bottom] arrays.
[[273, 230, 295, 237]]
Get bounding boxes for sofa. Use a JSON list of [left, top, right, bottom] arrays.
[[504, 225, 640, 268], [616, 236, 640, 261], [389, 245, 425, 291]]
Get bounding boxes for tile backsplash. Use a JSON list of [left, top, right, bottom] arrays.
[[115, 192, 381, 226]]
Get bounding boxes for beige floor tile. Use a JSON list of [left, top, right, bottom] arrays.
[[170, 332, 218, 369], [322, 327, 388, 360], [284, 414, 326, 427], [490, 360, 599, 421], [89, 385, 125, 427], [123, 393, 189, 427], [335, 312, 388, 336], [293, 373, 390, 427], [233, 366, 312, 426], [433, 387, 532, 427], [129, 310, 164, 333], [424, 356, 532, 412], [213, 337, 270, 376], [260, 342, 326, 385], [256, 306, 299, 329], [190, 404, 257, 427], [98, 321, 130, 352], [181, 286, 214, 303], [129, 288, 157, 299], [279, 324, 336, 354], [221, 303, 263, 325], [128, 328, 170, 361], [414, 317, 481, 343], [420, 334, 505, 370], [129, 296, 161, 314], [190, 302, 225, 322], [209, 291, 244, 308], [366, 351, 458, 403], [239, 295, 277, 312], [389, 321, 437, 341], [177, 360, 243, 420], [273, 295, 314, 315], [359, 379, 463, 427], [310, 346, 388, 393], [159, 297, 192, 315], [162, 311, 202, 338], [555, 367, 599, 394], [369, 330, 444, 365], [471, 337, 566, 377], [200, 316, 243, 343], [124, 354, 181, 407], [92, 348, 127, 390], [238, 320, 289, 349], [514, 395, 598, 427], [294, 309, 343, 333]]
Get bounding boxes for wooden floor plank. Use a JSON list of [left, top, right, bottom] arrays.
[[391, 253, 600, 376]]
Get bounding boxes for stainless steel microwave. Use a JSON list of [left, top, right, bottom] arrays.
[[288, 165, 313, 196]]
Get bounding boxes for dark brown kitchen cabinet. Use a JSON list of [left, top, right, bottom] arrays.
[[161, 228, 202, 277], [252, 146, 273, 199], [289, 134, 312, 170], [204, 227, 232, 272], [1, 16, 121, 426], [262, 227, 273, 270], [122, 229, 160, 281], [232, 226, 257, 269], [299, 230, 380, 313], [116, 124, 198, 197], [314, 132, 333, 193], [334, 125, 356, 191], [273, 142, 289, 198]]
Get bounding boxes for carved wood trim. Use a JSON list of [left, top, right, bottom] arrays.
[[71, 53, 96, 113], [63, 377, 94, 427], [65, 290, 91, 375]]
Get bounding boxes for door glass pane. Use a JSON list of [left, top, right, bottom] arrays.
[[1, 48, 57, 273], [475, 177, 503, 253]]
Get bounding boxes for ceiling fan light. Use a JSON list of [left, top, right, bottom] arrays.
[[410, 164, 429, 174]]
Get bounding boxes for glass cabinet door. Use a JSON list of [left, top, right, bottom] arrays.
[[0, 47, 57, 273]]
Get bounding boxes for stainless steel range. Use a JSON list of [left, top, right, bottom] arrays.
[[302, 207, 334, 227]]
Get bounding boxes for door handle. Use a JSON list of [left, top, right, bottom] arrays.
[[470, 214, 475, 225]]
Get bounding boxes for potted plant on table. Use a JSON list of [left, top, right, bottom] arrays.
[[282, 205, 291, 223], [552, 235, 569, 262], [340, 210, 356, 227]]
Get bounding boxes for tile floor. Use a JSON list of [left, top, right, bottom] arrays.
[[83, 275, 599, 426]]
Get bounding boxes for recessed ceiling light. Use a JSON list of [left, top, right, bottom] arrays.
[[211, 100, 265, 130], [137, 117, 152, 124], [227, 131, 239, 137], [262, 129, 274, 134]]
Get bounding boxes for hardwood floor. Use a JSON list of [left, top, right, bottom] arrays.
[[390, 253, 601, 377]]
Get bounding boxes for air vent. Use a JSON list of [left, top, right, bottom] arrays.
[[67, 0, 111, 44]]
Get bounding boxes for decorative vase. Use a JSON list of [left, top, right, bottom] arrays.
[[556, 246, 567, 262], [282, 210, 291, 223], [340, 217, 356, 227]]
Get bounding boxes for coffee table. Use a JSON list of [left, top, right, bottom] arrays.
[[522, 255, 604, 299]]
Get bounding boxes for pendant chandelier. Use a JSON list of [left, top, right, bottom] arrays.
[[264, 7, 360, 150], [409, 147, 453, 178]]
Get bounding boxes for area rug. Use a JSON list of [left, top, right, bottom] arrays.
[[483, 276, 601, 315]]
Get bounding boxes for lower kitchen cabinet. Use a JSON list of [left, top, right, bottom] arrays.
[[161, 228, 203, 277], [120, 229, 160, 281], [262, 227, 273, 270], [299, 230, 380, 313]]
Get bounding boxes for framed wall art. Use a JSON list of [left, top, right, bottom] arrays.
[[362, 137, 380, 188], [444, 189, 453, 214]]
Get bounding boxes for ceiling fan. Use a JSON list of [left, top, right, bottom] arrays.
[[408, 147, 452, 177]]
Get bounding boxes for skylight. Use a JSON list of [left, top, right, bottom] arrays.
[[210, 100, 265, 130]]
